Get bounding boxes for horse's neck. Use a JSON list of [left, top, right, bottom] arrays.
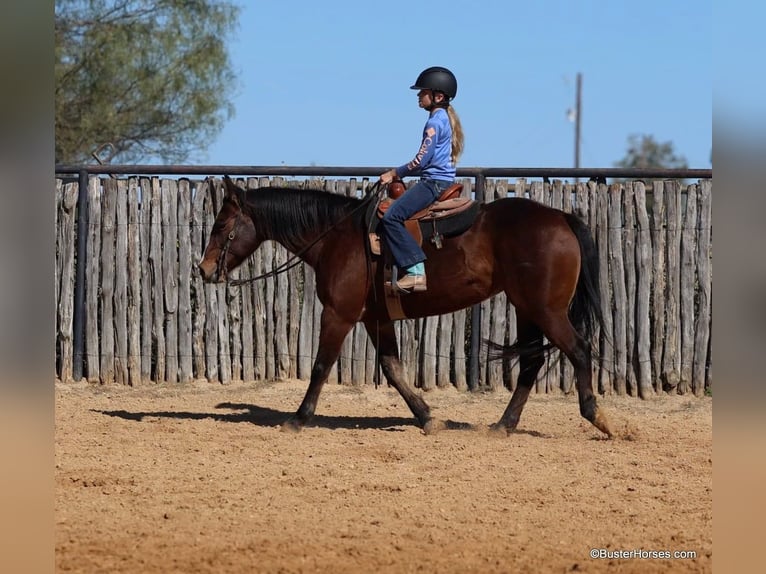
[[248, 188, 359, 268], [268, 237, 322, 269]]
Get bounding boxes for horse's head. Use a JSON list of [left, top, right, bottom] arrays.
[[197, 176, 261, 282]]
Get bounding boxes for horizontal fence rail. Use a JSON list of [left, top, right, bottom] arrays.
[[54, 167, 712, 397]]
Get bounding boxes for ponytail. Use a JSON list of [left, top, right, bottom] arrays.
[[447, 106, 464, 165]]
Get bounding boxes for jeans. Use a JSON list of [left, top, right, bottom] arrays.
[[380, 178, 453, 270]]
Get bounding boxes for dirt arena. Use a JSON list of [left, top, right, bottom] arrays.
[[55, 379, 712, 573]]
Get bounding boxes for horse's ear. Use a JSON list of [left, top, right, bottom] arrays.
[[222, 175, 244, 207]]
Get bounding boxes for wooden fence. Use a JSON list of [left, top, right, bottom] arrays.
[[55, 176, 712, 397]]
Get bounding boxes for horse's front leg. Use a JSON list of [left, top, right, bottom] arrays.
[[364, 320, 444, 434], [282, 307, 353, 432]]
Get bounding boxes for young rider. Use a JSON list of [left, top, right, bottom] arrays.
[[379, 66, 464, 292]]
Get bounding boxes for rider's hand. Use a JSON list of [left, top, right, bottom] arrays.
[[380, 169, 396, 185]]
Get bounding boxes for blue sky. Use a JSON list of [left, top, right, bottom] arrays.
[[203, 0, 711, 170]]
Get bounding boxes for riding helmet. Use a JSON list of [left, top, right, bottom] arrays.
[[410, 66, 458, 100]]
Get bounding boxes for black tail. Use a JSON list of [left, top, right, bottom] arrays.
[[563, 212, 605, 344]]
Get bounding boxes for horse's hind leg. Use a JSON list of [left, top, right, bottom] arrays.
[[283, 306, 353, 432], [364, 320, 442, 434], [537, 310, 614, 438], [493, 318, 545, 433]]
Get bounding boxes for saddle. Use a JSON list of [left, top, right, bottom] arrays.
[[369, 180, 478, 255], [364, 180, 479, 320]]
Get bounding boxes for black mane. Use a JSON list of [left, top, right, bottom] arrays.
[[242, 186, 367, 251]]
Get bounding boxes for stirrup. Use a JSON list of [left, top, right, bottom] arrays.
[[393, 274, 427, 293]]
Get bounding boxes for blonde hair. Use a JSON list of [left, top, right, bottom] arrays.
[[447, 105, 464, 165]]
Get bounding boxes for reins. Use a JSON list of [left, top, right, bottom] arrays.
[[223, 181, 384, 287]]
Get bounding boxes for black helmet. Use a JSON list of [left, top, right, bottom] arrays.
[[410, 66, 457, 100]]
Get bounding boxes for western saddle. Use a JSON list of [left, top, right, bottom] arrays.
[[370, 180, 475, 255]]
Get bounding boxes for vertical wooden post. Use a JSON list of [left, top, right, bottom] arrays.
[[467, 174, 485, 391], [72, 169, 89, 381]]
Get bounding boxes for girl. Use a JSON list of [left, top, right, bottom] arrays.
[[380, 66, 464, 292]]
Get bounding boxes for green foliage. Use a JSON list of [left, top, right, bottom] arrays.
[[55, 0, 240, 164], [614, 134, 688, 170]]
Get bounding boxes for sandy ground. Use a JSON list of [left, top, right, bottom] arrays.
[[55, 379, 712, 573]]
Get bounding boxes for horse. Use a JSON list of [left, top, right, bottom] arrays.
[[198, 176, 614, 438]]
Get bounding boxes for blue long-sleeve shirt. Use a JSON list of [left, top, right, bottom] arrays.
[[395, 108, 455, 182]]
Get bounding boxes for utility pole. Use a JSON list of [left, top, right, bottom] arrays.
[[574, 72, 582, 183]]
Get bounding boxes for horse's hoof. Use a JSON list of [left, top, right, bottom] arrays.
[[280, 418, 303, 433], [422, 419, 446, 435], [488, 422, 510, 437], [593, 408, 615, 439]]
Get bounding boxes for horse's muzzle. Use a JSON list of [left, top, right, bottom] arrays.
[[197, 259, 221, 283]]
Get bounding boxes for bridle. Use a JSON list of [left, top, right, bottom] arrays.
[[214, 208, 244, 282]]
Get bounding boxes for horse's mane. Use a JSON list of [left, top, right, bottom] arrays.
[[242, 186, 367, 251]]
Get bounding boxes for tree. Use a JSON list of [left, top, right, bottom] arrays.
[[55, 0, 240, 164], [614, 134, 688, 170]]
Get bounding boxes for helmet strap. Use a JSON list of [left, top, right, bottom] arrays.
[[425, 90, 450, 111]]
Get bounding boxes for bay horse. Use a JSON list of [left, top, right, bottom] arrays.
[[198, 176, 614, 438]]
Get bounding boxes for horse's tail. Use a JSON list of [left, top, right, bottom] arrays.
[[564, 212, 605, 344]]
